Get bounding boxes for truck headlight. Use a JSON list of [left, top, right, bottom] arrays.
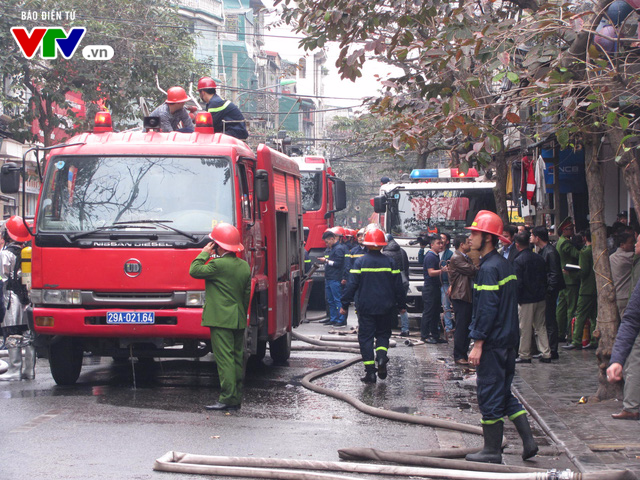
[[186, 291, 205, 306], [30, 289, 81, 305]]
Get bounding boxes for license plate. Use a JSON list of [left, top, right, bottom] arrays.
[[106, 311, 155, 324]]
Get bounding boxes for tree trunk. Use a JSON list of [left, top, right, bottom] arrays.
[[417, 151, 429, 169], [606, 129, 640, 215], [493, 149, 508, 224], [584, 134, 623, 401]]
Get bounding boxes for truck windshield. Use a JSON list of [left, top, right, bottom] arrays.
[[38, 155, 234, 233], [387, 188, 496, 238], [301, 171, 323, 212]]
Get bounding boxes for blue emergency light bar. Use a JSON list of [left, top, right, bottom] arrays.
[[410, 169, 439, 179], [410, 168, 479, 180]]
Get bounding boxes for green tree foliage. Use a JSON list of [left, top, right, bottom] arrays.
[[278, 0, 640, 399], [0, 0, 205, 145], [275, 0, 640, 158], [323, 114, 418, 226], [276, 0, 640, 218]]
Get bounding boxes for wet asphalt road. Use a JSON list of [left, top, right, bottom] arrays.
[[0, 311, 574, 479]]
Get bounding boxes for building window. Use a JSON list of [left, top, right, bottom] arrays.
[[225, 15, 238, 40], [298, 58, 306, 79]]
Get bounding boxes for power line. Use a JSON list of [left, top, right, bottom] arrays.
[[241, 103, 369, 114], [2, 10, 380, 103]]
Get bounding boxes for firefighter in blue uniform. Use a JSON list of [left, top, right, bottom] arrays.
[[197, 76, 249, 140], [465, 211, 538, 464], [340, 228, 407, 383], [318, 229, 347, 326], [346, 228, 366, 271]]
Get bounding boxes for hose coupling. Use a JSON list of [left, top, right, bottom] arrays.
[[545, 469, 576, 480]]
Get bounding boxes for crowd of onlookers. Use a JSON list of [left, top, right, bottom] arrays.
[[413, 215, 638, 365], [317, 217, 640, 407]]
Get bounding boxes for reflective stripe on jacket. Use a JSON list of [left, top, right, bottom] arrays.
[[324, 242, 346, 281], [341, 250, 406, 315], [346, 244, 366, 273], [206, 94, 249, 139], [469, 249, 519, 349]]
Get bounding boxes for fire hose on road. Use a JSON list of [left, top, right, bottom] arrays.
[[154, 451, 635, 479], [153, 326, 636, 480]]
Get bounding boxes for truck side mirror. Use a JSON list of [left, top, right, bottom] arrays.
[[1, 162, 21, 194], [255, 169, 269, 202], [334, 178, 346, 211], [373, 195, 387, 214]]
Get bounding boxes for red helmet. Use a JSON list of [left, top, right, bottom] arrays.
[[197, 76, 217, 90], [344, 229, 355, 238], [465, 210, 510, 244], [330, 226, 345, 237], [166, 86, 189, 104], [209, 223, 244, 252], [5, 215, 31, 242], [362, 228, 387, 247]]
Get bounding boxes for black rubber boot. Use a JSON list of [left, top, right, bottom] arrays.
[[376, 351, 389, 380], [512, 414, 538, 460], [361, 364, 377, 383], [465, 421, 503, 464]]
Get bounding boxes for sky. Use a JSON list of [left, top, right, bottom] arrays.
[[261, 2, 399, 109]]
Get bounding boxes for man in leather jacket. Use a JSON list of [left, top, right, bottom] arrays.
[[448, 235, 478, 364], [531, 226, 565, 359]]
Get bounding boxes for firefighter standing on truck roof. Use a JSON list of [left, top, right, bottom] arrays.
[[197, 76, 249, 140], [340, 228, 407, 383], [464, 210, 538, 464], [149, 86, 195, 133], [0, 216, 35, 382], [189, 223, 251, 411]]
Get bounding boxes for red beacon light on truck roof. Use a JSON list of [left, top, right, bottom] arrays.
[[451, 167, 479, 178], [305, 156, 325, 164], [94, 111, 112, 133], [194, 112, 214, 133]]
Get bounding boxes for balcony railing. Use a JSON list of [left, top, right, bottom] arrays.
[[179, 0, 222, 18]]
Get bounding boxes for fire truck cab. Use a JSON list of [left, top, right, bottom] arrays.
[[291, 155, 346, 308], [1, 112, 306, 385]]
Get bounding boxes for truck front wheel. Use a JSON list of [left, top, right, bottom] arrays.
[[269, 331, 291, 363], [49, 337, 83, 385]]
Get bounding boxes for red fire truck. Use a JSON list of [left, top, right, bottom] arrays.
[[1, 112, 306, 385], [291, 155, 346, 308]]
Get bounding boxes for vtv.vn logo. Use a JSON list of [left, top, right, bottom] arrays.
[[12, 27, 86, 59], [11, 27, 114, 60]]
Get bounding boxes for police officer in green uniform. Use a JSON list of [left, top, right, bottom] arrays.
[[563, 230, 597, 350], [555, 217, 581, 344], [189, 223, 251, 411]]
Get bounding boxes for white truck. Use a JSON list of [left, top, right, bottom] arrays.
[[373, 168, 496, 312]]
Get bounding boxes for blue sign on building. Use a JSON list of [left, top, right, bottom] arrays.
[[541, 148, 587, 194]]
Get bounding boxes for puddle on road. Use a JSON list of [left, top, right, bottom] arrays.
[[2, 345, 482, 424]]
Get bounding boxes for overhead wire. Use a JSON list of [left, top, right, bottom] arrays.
[[2, 9, 380, 103]]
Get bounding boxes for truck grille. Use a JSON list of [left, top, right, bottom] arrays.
[[81, 291, 186, 306], [93, 292, 174, 301]]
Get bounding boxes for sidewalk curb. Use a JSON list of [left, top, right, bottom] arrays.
[[512, 375, 609, 473]]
